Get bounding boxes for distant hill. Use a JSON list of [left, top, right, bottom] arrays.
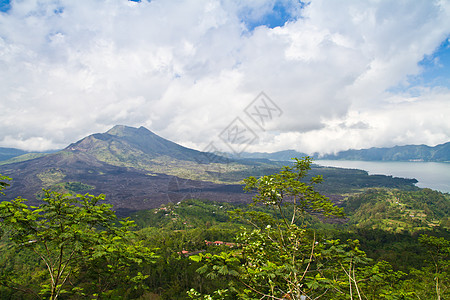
[[0, 147, 30, 161], [235, 142, 450, 162], [233, 150, 308, 161], [0, 152, 50, 165], [317, 142, 450, 162], [0, 147, 57, 165]]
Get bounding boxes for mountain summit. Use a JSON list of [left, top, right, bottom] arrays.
[[66, 125, 215, 163]]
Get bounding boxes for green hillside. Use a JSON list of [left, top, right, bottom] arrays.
[[343, 188, 450, 232]]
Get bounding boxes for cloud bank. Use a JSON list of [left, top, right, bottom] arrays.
[[0, 0, 449, 154]]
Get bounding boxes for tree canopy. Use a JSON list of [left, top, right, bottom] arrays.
[[0, 186, 156, 299]]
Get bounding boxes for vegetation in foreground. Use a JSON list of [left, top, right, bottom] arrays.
[[0, 158, 449, 299]]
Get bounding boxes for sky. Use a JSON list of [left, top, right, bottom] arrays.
[[0, 0, 449, 155]]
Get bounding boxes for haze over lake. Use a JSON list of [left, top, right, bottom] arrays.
[[315, 160, 450, 193]]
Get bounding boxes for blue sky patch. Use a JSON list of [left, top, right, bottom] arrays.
[[241, 1, 306, 31], [0, 0, 10, 13], [389, 38, 450, 93], [415, 38, 450, 88]]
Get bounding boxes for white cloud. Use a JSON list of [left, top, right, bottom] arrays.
[[0, 0, 449, 154]]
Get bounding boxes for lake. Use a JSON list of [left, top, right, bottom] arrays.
[[315, 160, 450, 193]]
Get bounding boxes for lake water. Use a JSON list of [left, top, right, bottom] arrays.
[[315, 160, 450, 193]]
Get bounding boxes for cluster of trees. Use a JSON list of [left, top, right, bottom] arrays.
[[0, 174, 156, 299], [1, 158, 449, 299]]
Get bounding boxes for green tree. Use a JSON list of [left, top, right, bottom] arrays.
[[415, 234, 450, 300], [0, 174, 10, 195], [242, 157, 344, 223], [0, 188, 156, 299], [188, 158, 373, 299]]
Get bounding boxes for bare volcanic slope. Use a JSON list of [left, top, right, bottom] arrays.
[[0, 126, 251, 209]]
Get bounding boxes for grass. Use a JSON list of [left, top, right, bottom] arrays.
[[36, 168, 66, 187]]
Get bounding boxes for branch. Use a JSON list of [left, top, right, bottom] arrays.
[[55, 248, 77, 297], [290, 196, 297, 225], [237, 278, 284, 300], [300, 233, 316, 282], [312, 289, 329, 300], [352, 265, 362, 300], [0, 279, 42, 299], [32, 246, 55, 288], [284, 277, 312, 300]]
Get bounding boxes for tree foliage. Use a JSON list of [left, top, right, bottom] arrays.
[[0, 188, 156, 299], [243, 157, 344, 221], [0, 174, 10, 195], [189, 158, 365, 299]]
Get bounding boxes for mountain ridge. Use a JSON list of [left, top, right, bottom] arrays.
[[229, 143, 450, 162], [317, 142, 450, 162], [2, 132, 449, 163]]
